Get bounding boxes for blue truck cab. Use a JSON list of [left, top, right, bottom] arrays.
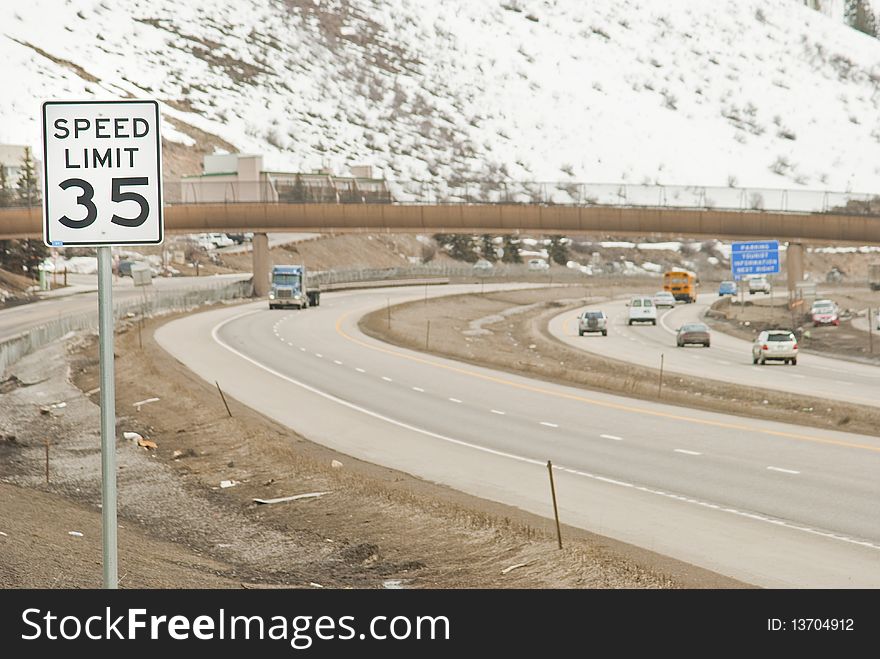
[[268, 265, 320, 310]]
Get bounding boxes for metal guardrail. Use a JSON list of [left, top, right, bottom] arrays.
[[0, 279, 252, 375]]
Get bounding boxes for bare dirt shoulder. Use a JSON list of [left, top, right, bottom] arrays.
[[704, 291, 880, 366], [359, 287, 880, 441], [0, 304, 738, 588]]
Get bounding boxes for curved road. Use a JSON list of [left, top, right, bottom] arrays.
[[156, 285, 880, 587], [549, 293, 880, 408]]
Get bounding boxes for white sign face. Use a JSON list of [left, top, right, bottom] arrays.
[[42, 100, 163, 246]]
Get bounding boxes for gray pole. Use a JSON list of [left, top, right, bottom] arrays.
[[97, 246, 118, 589]]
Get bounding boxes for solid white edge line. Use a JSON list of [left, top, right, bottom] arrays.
[[767, 466, 800, 475], [208, 310, 880, 554]]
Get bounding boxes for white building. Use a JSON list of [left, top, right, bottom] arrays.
[[177, 154, 391, 204]]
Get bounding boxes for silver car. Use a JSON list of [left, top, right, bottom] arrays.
[[578, 310, 608, 336], [752, 329, 798, 365]]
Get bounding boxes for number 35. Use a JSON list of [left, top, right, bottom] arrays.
[[59, 177, 150, 229]]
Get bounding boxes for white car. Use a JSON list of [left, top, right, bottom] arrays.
[[473, 258, 494, 274], [208, 233, 234, 248], [627, 296, 657, 325], [810, 299, 839, 327], [752, 329, 798, 365], [748, 276, 771, 294], [653, 291, 676, 308], [578, 310, 608, 336], [527, 258, 549, 271]]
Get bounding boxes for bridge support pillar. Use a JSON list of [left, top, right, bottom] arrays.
[[252, 232, 270, 297], [786, 242, 805, 298]]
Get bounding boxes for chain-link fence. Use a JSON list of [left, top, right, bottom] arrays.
[[0, 279, 252, 375], [153, 178, 880, 215]]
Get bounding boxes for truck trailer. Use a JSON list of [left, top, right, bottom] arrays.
[[268, 265, 321, 309]]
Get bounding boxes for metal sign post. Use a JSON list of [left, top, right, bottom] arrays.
[[42, 99, 163, 589], [97, 246, 117, 588]]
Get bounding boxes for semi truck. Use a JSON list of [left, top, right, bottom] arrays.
[[268, 265, 321, 309], [869, 262, 880, 291]]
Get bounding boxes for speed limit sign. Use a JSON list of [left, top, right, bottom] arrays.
[[42, 100, 163, 246]]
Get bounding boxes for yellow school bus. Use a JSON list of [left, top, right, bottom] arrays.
[[663, 269, 697, 303]]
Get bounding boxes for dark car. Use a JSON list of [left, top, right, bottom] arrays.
[[676, 322, 711, 347], [117, 260, 135, 277]]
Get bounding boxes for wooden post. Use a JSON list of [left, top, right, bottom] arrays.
[[658, 353, 665, 398], [386, 297, 391, 329], [869, 307, 874, 354], [45, 438, 50, 484], [215, 381, 233, 418], [425, 320, 431, 351], [547, 460, 563, 550]]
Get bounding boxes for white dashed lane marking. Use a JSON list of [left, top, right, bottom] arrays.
[[382, 376, 393, 382], [600, 434, 623, 441], [540, 422, 559, 428], [315, 353, 323, 358], [767, 466, 800, 475], [355, 368, 366, 373], [412, 387, 425, 392], [334, 360, 343, 365], [490, 409, 506, 415], [449, 398, 462, 403], [674, 449, 702, 456]]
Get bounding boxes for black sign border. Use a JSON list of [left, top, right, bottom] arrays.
[[41, 99, 164, 247]]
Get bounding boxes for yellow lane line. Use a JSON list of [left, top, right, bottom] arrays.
[[335, 309, 880, 454]]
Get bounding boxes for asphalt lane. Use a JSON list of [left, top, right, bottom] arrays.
[[157, 285, 880, 587], [548, 293, 880, 407]]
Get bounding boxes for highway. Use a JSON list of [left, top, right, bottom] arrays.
[[548, 293, 880, 407], [156, 285, 880, 587]]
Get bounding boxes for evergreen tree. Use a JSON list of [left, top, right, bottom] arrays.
[[501, 235, 522, 263], [548, 235, 570, 265], [433, 233, 478, 262], [0, 239, 47, 278], [290, 173, 306, 202], [845, 0, 877, 36], [16, 147, 39, 206], [0, 165, 13, 207]]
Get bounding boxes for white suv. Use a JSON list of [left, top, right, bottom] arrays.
[[748, 276, 771, 295], [628, 296, 657, 325], [752, 330, 798, 365]]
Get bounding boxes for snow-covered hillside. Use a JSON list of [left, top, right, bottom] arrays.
[[3, 0, 880, 191]]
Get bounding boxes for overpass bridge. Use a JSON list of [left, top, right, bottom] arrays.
[[2, 179, 879, 296]]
